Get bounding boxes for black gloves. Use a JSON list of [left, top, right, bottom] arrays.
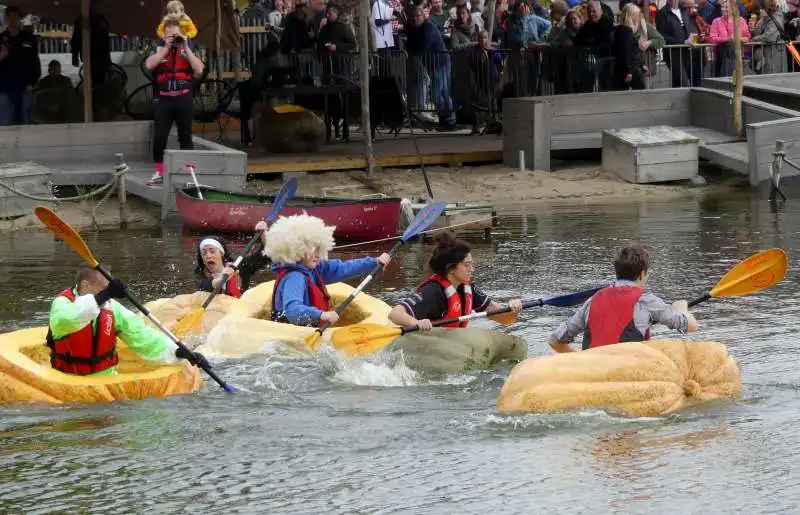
[[94, 277, 128, 305], [175, 347, 210, 370]]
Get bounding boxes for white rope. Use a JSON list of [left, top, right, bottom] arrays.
[[332, 214, 497, 249], [0, 162, 128, 230]]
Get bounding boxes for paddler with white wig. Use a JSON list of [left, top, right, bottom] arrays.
[[195, 221, 270, 297], [264, 213, 391, 326]]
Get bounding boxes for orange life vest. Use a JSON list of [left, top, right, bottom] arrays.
[[418, 274, 473, 328], [271, 268, 331, 325], [45, 288, 119, 375], [583, 285, 650, 350]]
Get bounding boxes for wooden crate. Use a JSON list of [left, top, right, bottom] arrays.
[[0, 163, 53, 219], [602, 126, 699, 184]]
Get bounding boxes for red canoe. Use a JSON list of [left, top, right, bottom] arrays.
[[175, 186, 403, 243]]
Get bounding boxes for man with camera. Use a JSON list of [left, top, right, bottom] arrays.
[[144, 18, 204, 185]]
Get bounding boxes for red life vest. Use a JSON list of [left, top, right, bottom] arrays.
[[583, 285, 651, 350], [222, 275, 241, 299], [154, 47, 193, 90], [45, 288, 119, 375], [418, 274, 473, 328], [271, 268, 332, 325]]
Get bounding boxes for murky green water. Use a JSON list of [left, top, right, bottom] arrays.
[[2, 195, 799, 514]]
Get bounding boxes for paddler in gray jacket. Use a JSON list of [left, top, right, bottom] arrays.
[[549, 244, 697, 352]]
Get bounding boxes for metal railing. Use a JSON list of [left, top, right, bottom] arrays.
[[25, 17, 800, 126]]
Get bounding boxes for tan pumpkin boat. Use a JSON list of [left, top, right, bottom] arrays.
[[496, 340, 743, 417], [0, 327, 202, 405]]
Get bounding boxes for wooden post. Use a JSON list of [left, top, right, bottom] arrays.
[[116, 153, 128, 228], [215, 0, 224, 79], [359, 0, 374, 175], [732, 0, 743, 137], [81, 0, 93, 122]]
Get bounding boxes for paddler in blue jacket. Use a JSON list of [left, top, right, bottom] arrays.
[[548, 244, 698, 353], [263, 213, 391, 327]]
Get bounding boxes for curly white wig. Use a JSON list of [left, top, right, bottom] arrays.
[[264, 212, 336, 264]]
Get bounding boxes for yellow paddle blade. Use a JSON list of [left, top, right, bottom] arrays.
[[304, 331, 324, 351], [273, 104, 306, 114], [330, 323, 404, 357], [34, 206, 99, 268], [709, 248, 788, 299], [172, 307, 206, 339], [489, 311, 518, 326]]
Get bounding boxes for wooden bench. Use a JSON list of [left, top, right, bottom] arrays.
[[504, 87, 800, 186]]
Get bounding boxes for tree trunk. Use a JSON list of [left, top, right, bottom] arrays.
[[733, 10, 743, 137], [359, 0, 374, 175]]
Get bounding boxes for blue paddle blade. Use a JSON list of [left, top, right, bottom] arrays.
[[542, 286, 604, 307], [267, 177, 298, 223], [401, 201, 446, 241]]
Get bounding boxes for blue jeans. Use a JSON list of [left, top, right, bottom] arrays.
[[431, 63, 455, 125], [0, 91, 33, 125]]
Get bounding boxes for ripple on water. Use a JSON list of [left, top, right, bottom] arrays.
[[2, 199, 800, 512]]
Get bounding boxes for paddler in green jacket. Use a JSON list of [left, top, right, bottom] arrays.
[[47, 265, 207, 376]]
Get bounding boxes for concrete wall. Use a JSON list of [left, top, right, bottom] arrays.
[[0, 120, 153, 165], [503, 89, 692, 171], [161, 142, 247, 219]]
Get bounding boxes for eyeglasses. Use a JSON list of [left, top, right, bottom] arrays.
[[461, 260, 475, 268]]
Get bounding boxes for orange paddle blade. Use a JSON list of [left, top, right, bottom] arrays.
[[709, 248, 788, 299], [34, 206, 99, 268], [330, 323, 403, 357], [489, 311, 518, 326], [788, 43, 800, 67], [172, 307, 206, 339]]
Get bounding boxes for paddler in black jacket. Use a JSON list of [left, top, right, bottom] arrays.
[[388, 232, 523, 330]]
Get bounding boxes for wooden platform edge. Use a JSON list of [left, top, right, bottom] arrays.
[[245, 149, 503, 174]]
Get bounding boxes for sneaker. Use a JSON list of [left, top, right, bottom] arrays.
[[146, 173, 164, 186]]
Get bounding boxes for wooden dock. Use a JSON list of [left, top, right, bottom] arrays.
[[242, 133, 503, 175]]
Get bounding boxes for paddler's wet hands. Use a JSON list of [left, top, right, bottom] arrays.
[[377, 252, 392, 269], [175, 347, 210, 370], [508, 299, 523, 314]]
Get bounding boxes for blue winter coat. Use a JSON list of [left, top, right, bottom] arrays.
[[270, 257, 377, 326]]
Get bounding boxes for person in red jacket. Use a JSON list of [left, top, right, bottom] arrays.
[[143, 17, 204, 185], [548, 244, 697, 353], [388, 232, 522, 330]]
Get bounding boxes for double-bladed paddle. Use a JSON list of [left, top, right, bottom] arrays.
[[35, 206, 238, 393], [173, 177, 298, 338], [330, 286, 603, 357], [304, 200, 447, 350]]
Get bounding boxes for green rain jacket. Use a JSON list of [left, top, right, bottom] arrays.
[[49, 289, 178, 376]]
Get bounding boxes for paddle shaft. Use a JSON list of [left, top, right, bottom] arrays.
[[314, 239, 404, 336], [94, 266, 236, 392], [398, 298, 545, 336], [688, 293, 711, 308]]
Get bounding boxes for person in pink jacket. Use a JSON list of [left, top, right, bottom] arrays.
[[709, 0, 751, 77]]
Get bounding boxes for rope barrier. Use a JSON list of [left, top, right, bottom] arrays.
[[332, 214, 497, 250], [0, 162, 129, 229]]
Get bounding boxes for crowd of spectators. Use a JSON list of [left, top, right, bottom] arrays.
[[3, 0, 800, 127]]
